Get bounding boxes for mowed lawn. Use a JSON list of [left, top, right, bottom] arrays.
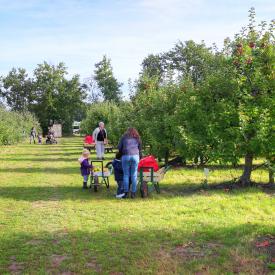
[[0, 137, 274, 274]]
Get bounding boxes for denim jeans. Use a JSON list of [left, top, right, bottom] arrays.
[[117, 180, 124, 195], [122, 155, 139, 193]]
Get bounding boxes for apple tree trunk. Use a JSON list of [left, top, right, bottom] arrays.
[[240, 153, 253, 186], [269, 167, 274, 185]]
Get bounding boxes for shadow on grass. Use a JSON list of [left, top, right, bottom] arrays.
[[0, 183, 267, 202], [6, 152, 83, 157], [0, 167, 79, 174], [0, 186, 114, 201], [0, 224, 273, 274], [5, 152, 115, 158], [30, 147, 83, 151], [158, 181, 268, 197], [0, 156, 115, 163], [0, 157, 83, 162], [181, 164, 266, 171], [16, 145, 83, 148]]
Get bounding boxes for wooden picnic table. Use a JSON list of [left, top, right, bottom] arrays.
[[83, 143, 114, 153]]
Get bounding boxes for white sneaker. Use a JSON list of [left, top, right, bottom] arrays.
[[116, 193, 125, 199]]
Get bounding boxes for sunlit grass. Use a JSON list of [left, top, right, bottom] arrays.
[[0, 137, 274, 274]]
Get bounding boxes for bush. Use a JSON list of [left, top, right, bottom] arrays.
[[80, 101, 133, 146], [0, 107, 41, 145]]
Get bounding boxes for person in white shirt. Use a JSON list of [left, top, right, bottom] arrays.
[[92, 122, 107, 160]]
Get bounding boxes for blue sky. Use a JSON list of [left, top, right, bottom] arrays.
[[0, 0, 274, 91]]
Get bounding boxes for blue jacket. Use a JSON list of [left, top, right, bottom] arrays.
[[112, 158, 123, 182], [118, 136, 141, 156], [79, 157, 92, 176]]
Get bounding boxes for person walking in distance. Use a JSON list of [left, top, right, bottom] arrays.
[[93, 122, 107, 160], [30, 127, 36, 144]]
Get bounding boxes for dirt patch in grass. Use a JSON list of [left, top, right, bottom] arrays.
[[31, 200, 59, 208], [85, 257, 101, 272], [50, 254, 69, 268], [140, 242, 223, 274], [254, 235, 275, 271], [25, 239, 42, 245], [8, 256, 24, 274], [152, 241, 268, 274], [172, 241, 223, 260], [230, 249, 267, 274], [135, 248, 178, 275], [155, 248, 179, 274]]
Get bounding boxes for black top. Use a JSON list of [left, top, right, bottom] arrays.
[[112, 159, 123, 182], [97, 129, 106, 141]]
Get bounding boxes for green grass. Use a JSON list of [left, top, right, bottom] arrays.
[[0, 137, 274, 274]]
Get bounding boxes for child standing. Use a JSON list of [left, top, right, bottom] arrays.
[[78, 149, 93, 189], [38, 133, 42, 144], [112, 152, 124, 198]]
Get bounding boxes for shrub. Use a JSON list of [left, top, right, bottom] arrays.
[[0, 107, 41, 145], [81, 101, 132, 145]]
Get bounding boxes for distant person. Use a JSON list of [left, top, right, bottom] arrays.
[[92, 122, 107, 160], [30, 127, 36, 144], [38, 133, 42, 144], [118, 128, 142, 199], [48, 126, 55, 137], [78, 149, 93, 189], [46, 127, 57, 144]]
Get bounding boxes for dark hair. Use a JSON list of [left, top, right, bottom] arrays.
[[125, 127, 141, 143]]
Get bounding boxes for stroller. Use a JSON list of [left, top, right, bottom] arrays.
[[45, 131, 57, 144]]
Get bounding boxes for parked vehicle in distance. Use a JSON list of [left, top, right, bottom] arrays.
[[72, 121, 81, 135]]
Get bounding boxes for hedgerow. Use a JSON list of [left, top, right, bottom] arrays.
[[0, 107, 40, 145]]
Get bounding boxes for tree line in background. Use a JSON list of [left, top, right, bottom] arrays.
[[81, 9, 274, 185], [0, 9, 274, 185], [0, 55, 122, 135]]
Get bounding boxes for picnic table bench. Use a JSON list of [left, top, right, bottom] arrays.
[[83, 143, 96, 152], [105, 146, 114, 153], [83, 143, 114, 153]]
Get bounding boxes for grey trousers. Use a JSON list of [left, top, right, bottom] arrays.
[[96, 141, 105, 159]]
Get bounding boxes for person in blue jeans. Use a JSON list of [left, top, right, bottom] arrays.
[[118, 128, 142, 199]]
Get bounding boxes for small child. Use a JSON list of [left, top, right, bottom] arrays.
[[78, 149, 93, 189], [112, 152, 124, 198], [38, 133, 42, 144]]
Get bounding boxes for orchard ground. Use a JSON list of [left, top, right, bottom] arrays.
[[0, 137, 274, 274]]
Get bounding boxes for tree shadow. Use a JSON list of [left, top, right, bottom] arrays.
[[182, 164, 266, 171], [0, 224, 273, 274], [147, 180, 268, 199], [0, 182, 267, 202], [0, 186, 115, 201], [0, 167, 79, 174], [0, 157, 82, 162], [9, 152, 81, 157], [16, 145, 83, 149]]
